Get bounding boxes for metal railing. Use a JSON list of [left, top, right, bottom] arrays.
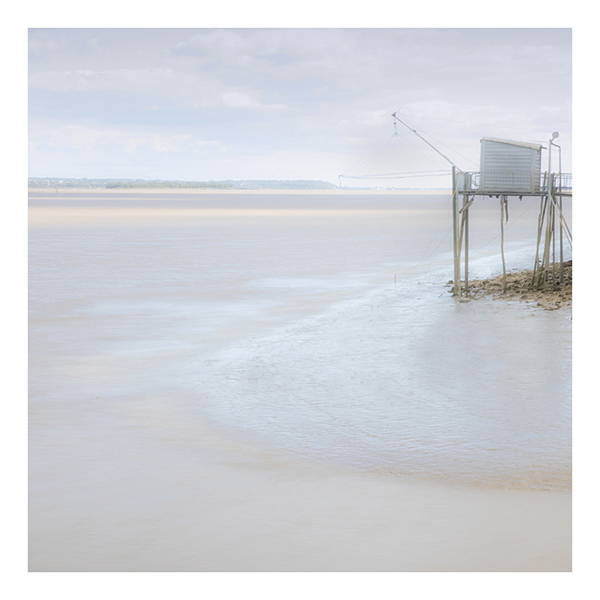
[[457, 171, 572, 194], [553, 173, 572, 192]]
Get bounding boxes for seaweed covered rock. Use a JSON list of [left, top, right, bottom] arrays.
[[455, 260, 572, 310]]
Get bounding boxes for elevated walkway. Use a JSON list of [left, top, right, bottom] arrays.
[[456, 171, 572, 197]]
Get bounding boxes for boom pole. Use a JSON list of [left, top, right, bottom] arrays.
[[391, 113, 464, 295], [391, 113, 459, 169]]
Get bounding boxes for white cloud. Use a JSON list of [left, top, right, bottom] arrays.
[[28, 34, 67, 55], [182, 29, 282, 65], [357, 110, 392, 128], [29, 124, 115, 151], [222, 91, 288, 111], [124, 133, 192, 154], [29, 65, 290, 112], [29, 67, 201, 97], [222, 92, 261, 109], [29, 123, 220, 155]]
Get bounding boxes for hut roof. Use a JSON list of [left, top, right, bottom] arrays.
[[481, 137, 544, 151]]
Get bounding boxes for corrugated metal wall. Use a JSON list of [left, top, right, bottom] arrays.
[[479, 139, 542, 192]]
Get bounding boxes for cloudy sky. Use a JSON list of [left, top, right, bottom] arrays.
[[28, 28, 572, 187]]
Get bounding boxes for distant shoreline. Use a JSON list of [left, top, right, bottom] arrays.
[[28, 187, 451, 196], [27, 178, 452, 194]]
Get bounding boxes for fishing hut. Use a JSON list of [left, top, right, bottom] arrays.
[[339, 115, 572, 297], [452, 134, 572, 297]]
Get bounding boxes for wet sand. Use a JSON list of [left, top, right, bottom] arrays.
[[463, 260, 572, 310]]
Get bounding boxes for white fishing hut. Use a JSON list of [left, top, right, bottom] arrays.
[[452, 134, 572, 297], [479, 138, 542, 193]]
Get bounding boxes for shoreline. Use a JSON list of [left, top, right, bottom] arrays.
[[458, 260, 572, 310]]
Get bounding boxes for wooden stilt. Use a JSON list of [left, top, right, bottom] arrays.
[[552, 197, 557, 286], [457, 198, 467, 294], [465, 197, 470, 293], [500, 195, 507, 293], [452, 167, 461, 297], [533, 195, 548, 287], [559, 196, 564, 284], [541, 175, 554, 288]]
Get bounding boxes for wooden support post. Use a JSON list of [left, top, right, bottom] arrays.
[[452, 166, 461, 297], [465, 197, 469, 292], [541, 174, 554, 288], [552, 197, 557, 286], [532, 195, 546, 286], [500, 195, 507, 293], [457, 195, 471, 294], [559, 196, 564, 284]]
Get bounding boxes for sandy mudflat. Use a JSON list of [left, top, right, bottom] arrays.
[[28, 187, 450, 227], [457, 260, 572, 311], [27, 206, 425, 229]]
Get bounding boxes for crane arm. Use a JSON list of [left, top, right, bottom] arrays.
[[391, 112, 459, 170]]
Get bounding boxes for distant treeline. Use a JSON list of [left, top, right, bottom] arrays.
[[104, 180, 235, 189], [28, 178, 339, 190]]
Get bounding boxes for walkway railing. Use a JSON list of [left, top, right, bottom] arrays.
[[457, 171, 572, 194]]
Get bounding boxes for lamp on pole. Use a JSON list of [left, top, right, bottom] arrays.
[[548, 131, 559, 179]]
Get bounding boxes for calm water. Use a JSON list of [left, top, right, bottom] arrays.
[[28, 190, 571, 571]]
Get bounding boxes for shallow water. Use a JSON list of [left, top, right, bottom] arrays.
[[28, 190, 572, 571]]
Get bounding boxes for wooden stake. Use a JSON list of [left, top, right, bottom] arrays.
[[542, 176, 554, 288], [559, 196, 564, 284], [552, 198, 557, 286], [465, 197, 469, 292], [452, 167, 461, 297], [500, 195, 507, 293], [533, 195, 547, 287]]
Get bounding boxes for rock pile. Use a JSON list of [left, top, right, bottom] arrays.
[[453, 260, 572, 310]]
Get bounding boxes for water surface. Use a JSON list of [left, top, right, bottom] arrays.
[[29, 190, 571, 571]]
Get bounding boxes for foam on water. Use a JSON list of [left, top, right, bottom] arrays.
[[194, 249, 571, 490]]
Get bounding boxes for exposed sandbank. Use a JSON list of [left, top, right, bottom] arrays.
[[458, 260, 572, 311]]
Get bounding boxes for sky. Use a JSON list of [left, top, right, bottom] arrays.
[[28, 27, 572, 187]]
